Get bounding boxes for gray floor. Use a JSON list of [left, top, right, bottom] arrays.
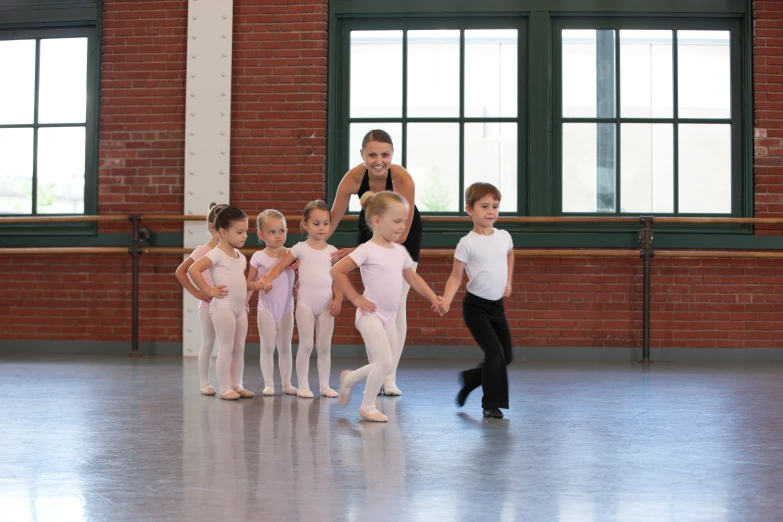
[[1, 356, 782, 522]]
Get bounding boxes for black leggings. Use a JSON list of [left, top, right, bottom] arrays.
[[461, 292, 513, 409]]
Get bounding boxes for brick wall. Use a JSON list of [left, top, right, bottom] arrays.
[[1, 1, 782, 351]]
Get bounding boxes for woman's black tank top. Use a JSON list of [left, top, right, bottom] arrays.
[[356, 169, 423, 262]]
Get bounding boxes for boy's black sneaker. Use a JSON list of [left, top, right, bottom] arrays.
[[482, 408, 503, 419]]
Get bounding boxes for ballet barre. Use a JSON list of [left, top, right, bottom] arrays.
[[1, 214, 782, 361]]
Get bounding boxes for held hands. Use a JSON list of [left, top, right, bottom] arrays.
[[207, 285, 229, 299], [352, 295, 376, 315], [436, 296, 451, 315], [430, 296, 445, 316], [256, 277, 273, 294], [329, 298, 342, 317]]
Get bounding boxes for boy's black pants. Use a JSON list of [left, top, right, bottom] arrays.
[[460, 292, 513, 410]]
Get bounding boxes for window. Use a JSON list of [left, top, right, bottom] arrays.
[[343, 22, 525, 213], [554, 21, 741, 215], [0, 34, 92, 215]]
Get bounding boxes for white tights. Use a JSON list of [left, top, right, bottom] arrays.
[[257, 310, 295, 390], [197, 307, 217, 388], [345, 315, 397, 409], [366, 262, 416, 386], [211, 310, 248, 394], [295, 305, 335, 392]]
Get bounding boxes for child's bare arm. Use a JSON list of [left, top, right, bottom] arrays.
[[440, 259, 466, 313], [188, 257, 228, 298], [330, 257, 375, 314], [176, 257, 210, 303], [403, 268, 442, 315]]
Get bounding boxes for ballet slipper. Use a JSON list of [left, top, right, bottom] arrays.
[[284, 385, 299, 396], [297, 389, 315, 399], [200, 385, 216, 396], [234, 387, 255, 398], [382, 381, 402, 396], [220, 390, 241, 400], [339, 370, 353, 406], [320, 388, 338, 398], [262, 386, 275, 396], [359, 406, 388, 423]]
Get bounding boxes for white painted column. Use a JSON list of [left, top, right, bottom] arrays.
[[182, 0, 233, 357]]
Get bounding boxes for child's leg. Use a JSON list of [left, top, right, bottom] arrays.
[[197, 307, 217, 393], [230, 312, 249, 393], [314, 310, 336, 396], [352, 316, 395, 409], [462, 295, 509, 410], [385, 262, 417, 395], [257, 310, 277, 394], [294, 305, 316, 397], [276, 312, 297, 394], [211, 309, 239, 397]]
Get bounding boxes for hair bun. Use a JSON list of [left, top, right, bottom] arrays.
[[359, 191, 375, 210], [208, 202, 217, 210]]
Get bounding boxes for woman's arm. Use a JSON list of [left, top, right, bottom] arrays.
[[330, 257, 375, 314], [327, 166, 362, 241], [391, 165, 416, 245], [440, 259, 466, 314], [402, 268, 442, 315], [188, 257, 228, 298], [175, 256, 210, 303]]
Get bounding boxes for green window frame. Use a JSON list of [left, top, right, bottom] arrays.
[[552, 18, 746, 217], [0, 1, 101, 243], [328, 0, 766, 249], [333, 18, 527, 216]]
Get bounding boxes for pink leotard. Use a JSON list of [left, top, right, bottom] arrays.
[[348, 241, 414, 328], [250, 250, 295, 323], [290, 241, 337, 317]]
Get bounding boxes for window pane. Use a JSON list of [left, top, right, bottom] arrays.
[[563, 30, 616, 118], [464, 123, 517, 212], [620, 30, 673, 118], [350, 31, 402, 118], [620, 124, 674, 213], [407, 30, 460, 117], [407, 123, 459, 212], [0, 40, 35, 125], [348, 123, 403, 212], [678, 31, 730, 119], [465, 30, 518, 118], [678, 124, 731, 214], [37, 127, 86, 214], [0, 129, 34, 214], [563, 123, 616, 213], [39, 38, 88, 124]]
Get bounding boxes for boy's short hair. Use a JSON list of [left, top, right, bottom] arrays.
[[465, 182, 502, 208]]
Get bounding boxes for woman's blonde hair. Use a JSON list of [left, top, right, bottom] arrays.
[[360, 191, 409, 226], [207, 202, 227, 230], [256, 209, 285, 232], [300, 200, 330, 237]]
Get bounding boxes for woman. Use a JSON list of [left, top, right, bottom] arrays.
[[328, 129, 423, 396]]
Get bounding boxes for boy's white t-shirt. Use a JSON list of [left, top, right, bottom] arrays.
[[454, 228, 513, 301]]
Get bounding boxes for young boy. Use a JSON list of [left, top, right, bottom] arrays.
[[439, 182, 514, 419]]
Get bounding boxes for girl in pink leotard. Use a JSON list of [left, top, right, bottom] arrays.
[[247, 209, 298, 397], [330, 191, 442, 422], [259, 200, 343, 399], [175, 202, 226, 396]]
